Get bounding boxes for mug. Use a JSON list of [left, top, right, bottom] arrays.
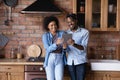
[[109, 4, 113, 13]]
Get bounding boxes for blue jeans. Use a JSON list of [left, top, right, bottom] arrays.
[[45, 53, 64, 80], [67, 63, 86, 80]]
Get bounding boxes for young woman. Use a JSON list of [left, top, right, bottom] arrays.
[[42, 16, 66, 80]]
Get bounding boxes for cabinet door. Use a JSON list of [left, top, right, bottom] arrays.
[[0, 65, 24, 80], [85, 72, 91, 80], [91, 71, 106, 80], [0, 72, 7, 80], [91, 71, 120, 80], [85, 0, 120, 31], [109, 72, 120, 80], [110, 77, 120, 80], [10, 72, 24, 80], [86, 0, 104, 31], [64, 66, 70, 80], [64, 77, 70, 80], [73, 0, 86, 28], [104, 0, 119, 31]]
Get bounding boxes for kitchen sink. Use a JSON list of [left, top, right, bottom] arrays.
[[89, 59, 120, 71], [90, 59, 120, 63]]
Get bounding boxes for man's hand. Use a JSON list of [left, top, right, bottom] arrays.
[[62, 43, 68, 49], [67, 39, 75, 45]]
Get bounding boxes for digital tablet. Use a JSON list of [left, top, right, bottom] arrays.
[[62, 33, 72, 43]]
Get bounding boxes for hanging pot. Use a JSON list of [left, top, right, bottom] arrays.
[[0, 0, 3, 4], [3, 0, 18, 22], [4, 7, 9, 26], [3, 0, 18, 7]]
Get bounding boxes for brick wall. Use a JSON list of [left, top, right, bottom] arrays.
[[88, 31, 120, 59], [0, 0, 73, 58], [0, 0, 120, 59]]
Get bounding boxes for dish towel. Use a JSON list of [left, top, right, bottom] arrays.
[[0, 34, 9, 47]]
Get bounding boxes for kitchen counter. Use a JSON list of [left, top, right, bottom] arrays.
[[0, 59, 44, 65]]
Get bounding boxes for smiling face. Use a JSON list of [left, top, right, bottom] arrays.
[[66, 17, 77, 31], [48, 21, 57, 35]]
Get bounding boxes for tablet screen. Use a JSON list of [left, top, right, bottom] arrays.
[[62, 33, 72, 43]]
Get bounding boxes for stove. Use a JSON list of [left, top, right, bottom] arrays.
[[25, 65, 46, 80], [27, 57, 44, 62]]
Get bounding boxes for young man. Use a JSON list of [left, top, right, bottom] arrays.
[[65, 13, 89, 80]]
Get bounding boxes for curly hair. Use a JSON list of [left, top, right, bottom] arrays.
[[66, 13, 77, 20], [43, 16, 59, 31]]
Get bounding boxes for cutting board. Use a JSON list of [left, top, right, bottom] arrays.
[[27, 44, 41, 57]]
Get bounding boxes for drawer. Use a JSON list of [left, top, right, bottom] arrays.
[[0, 65, 24, 72], [25, 65, 45, 72]]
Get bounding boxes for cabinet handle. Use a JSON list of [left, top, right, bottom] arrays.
[[39, 67, 43, 71], [105, 74, 107, 77], [8, 73, 11, 75], [7, 68, 11, 69], [30, 74, 42, 75]]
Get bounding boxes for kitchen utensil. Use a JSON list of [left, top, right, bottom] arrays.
[[27, 44, 41, 58], [27, 44, 42, 62], [4, 8, 9, 26], [0, 0, 3, 4], [3, 0, 18, 21], [0, 34, 9, 49], [17, 53, 22, 59]]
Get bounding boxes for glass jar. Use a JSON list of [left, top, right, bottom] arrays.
[[17, 45, 22, 59], [80, 2, 85, 12]]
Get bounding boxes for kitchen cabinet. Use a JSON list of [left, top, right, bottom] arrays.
[[73, 0, 86, 28], [85, 64, 91, 80], [0, 73, 7, 80], [64, 66, 70, 80], [0, 65, 24, 80], [63, 64, 91, 80], [91, 71, 120, 80], [73, 0, 120, 31], [85, 71, 91, 80], [109, 72, 120, 80], [63, 72, 91, 80], [91, 71, 106, 80], [64, 77, 70, 80]]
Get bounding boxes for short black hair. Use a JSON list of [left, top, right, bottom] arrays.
[[43, 16, 59, 31], [66, 13, 77, 20]]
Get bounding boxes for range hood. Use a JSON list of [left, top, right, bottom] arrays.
[[21, 0, 62, 14]]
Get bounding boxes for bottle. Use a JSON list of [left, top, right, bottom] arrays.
[[17, 45, 22, 59], [109, 49, 113, 59], [10, 48, 16, 59], [80, 2, 85, 12]]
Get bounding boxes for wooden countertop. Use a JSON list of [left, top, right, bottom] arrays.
[[0, 59, 44, 65]]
